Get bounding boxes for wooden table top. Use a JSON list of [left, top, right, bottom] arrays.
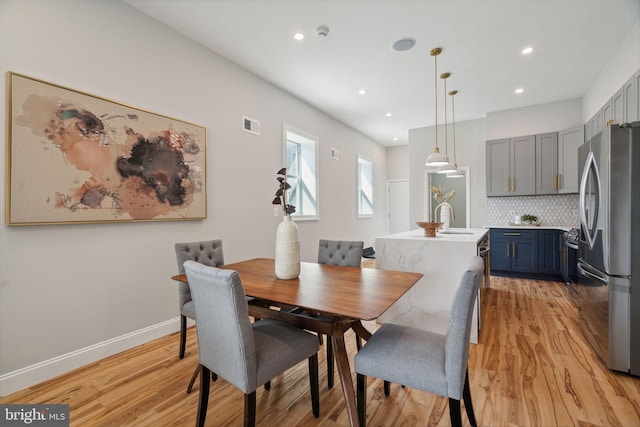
[[172, 257, 422, 321]]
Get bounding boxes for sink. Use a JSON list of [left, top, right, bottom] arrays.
[[437, 230, 474, 235]]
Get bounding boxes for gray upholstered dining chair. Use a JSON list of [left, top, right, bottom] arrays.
[[354, 256, 484, 427], [183, 260, 320, 427], [318, 239, 364, 388], [175, 239, 225, 359]]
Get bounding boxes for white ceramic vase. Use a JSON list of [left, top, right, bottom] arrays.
[[275, 215, 300, 279], [439, 204, 451, 230]]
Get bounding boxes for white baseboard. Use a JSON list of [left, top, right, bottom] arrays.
[[0, 318, 182, 397]]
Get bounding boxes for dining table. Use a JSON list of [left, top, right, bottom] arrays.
[[172, 257, 422, 427]]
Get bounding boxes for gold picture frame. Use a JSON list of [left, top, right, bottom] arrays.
[[6, 72, 207, 225]]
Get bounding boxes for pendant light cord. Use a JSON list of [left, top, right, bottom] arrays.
[[434, 52, 438, 150], [451, 91, 456, 163], [443, 75, 448, 156]]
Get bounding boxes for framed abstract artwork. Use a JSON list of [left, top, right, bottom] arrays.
[[6, 72, 207, 225]]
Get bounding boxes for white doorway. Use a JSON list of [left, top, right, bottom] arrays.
[[387, 179, 409, 234]]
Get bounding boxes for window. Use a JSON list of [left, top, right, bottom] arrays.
[[284, 125, 318, 219], [357, 155, 374, 217]]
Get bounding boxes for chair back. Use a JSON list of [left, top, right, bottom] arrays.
[[445, 255, 484, 399], [175, 240, 224, 308], [318, 240, 364, 267], [183, 260, 257, 393]]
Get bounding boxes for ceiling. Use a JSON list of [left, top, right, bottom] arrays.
[[125, 0, 639, 146]]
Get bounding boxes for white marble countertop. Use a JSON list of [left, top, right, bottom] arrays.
[[485, 224, 575, 231], [377, 227, 488, 243]]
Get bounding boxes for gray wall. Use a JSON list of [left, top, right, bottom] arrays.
[[0, 1, 387, 389]]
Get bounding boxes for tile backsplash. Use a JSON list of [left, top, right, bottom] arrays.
[[487, 194, 579, 227]]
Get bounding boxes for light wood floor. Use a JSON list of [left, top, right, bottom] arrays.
[[2, 276, 640, 426]]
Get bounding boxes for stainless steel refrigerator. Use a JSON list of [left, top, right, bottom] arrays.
[[576, 121, 639, 376]]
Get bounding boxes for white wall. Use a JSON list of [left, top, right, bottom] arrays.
[[485, 98, 583, 140], [0, 1, 387, 392], [408, 119, 487, 228], [386, 145, 409, 180], [583, 19, 640, 121]]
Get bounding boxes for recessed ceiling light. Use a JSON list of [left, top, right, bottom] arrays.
[[385, 112, 392, 117], [522, 46, 533, 55], [294, 33, 304, 41], [358, 89, 367, 95], [391, 37, 416, 52], [515, 88, 525, 94], [393, 137, 399, 141]]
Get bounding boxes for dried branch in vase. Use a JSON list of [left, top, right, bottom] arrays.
[[272, 167, 296, 215]]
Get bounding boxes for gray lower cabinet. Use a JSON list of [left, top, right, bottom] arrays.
[[486, 135, 535, 196]]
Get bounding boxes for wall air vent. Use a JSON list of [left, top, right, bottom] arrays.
[[242, 116, 260, 135]]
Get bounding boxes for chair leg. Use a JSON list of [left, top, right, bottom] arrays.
[[356, 373, 367, 427], [244, 391, 256, 427], [448, 397, 462, 427], [179, 315, 187, 359], [326, 339, 334, 389], [196, 365, 210, 427], [383, 380, 390, 396], [187, 365, 199, 394], [463, 369, 478, 427], [188, 366, 217, 394], [309, 354, 320, 418], [264, 380, 271, 391]]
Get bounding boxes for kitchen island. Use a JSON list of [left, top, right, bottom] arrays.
[[375, 227, 489, 343]]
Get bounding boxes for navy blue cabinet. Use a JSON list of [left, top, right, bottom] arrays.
[[538, 230, 562, 275], [490, 228, 566, 280], [490, 229, 538, 274]]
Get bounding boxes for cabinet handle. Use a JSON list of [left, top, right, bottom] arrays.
[[553, 174, 557, 190], [503, 232, 521, 236], [558, 174, 562, 189], [506, 178, 510, 192], [513, 242, 516, 258], [512, 178, 515, 192]]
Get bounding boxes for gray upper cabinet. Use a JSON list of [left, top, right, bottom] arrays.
[[623, 71, 638, 123], [611, 88, 624, 125], [535, 129, 581, 195], [557, 127, 583, 194], [486, 139, 510, 196], [486, 135, 535, 197], [511, 135, 536, 196], [535, 132, 558, 195]]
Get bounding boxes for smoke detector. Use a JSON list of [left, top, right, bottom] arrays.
[[316, 25, 329, 39]]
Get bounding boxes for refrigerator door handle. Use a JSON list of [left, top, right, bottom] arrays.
[[579, 151, 601, 250], [578, 262, 608, 285]]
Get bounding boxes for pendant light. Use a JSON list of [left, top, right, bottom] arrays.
[[425, 48, 450, 166], [437, 72, 457, 174], [447, 89, 465, 178]]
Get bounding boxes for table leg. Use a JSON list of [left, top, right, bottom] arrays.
[[332, 329, 360, 427], [351, 320, 373, 341]]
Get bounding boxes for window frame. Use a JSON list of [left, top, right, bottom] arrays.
[[357, 154, 374, 218], [283, 124, 319, 221]]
